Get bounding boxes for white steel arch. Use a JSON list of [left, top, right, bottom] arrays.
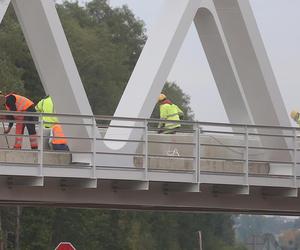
[[0, 0, 292, 164], [0, 0, 10, 23], [0, 0, 95, 163], [107, 0, 291, 163]]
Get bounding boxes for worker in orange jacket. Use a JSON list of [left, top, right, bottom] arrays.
[[49, 124, 69, 151], [0, 92, 38, 149]]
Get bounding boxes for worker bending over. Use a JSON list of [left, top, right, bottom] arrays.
[[291, 110, 300, 126], [36, 96, 69, 151], [0, 92, 38, 149], [157, 93, 184, 134]]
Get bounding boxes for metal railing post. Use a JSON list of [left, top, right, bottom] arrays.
[[39, 114, 44, 177], [244, 125, 249, 186], [92, 117, 97, 179], [293, 128, 298, 189], [144, 120, 149, 180], [193, 123, 200, 183], [198, 124, 201, 184]]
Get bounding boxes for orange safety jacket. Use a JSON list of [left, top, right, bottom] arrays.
[[51, 124, 68, 145], [5, 94, 34, 111], [4, 94, 37, 149]]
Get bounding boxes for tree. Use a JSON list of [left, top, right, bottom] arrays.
[[0, 7, 26, 95], [56, 0, 146, 115]]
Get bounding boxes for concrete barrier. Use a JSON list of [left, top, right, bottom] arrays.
[[0, 127, 71, 165], [134, 133, 270, 174], [0, 128, 277, 174]]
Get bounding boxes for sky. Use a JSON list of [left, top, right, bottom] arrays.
[[77, 0, 300, 123]]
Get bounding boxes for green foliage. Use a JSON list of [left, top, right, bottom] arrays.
[[21, 209, 242, 250], [56, 0, 146, 115], [0, 7, 25, 95], [0, 0, 243, 249], [0, 0, 146, 111], [20, 207, 55, 250], [235, 215, 296, 243]]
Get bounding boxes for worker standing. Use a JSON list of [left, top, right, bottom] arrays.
[[0, 92, 38, 149], [35, 96, 69, 151], [157, 93, 184, 134], [290, 110, 300, 126]]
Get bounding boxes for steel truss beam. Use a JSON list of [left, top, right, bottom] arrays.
[[0, 1, 293, 165], [0, 0, 95, 162], [0, 0, 10, 23], [108, 0, 291, 162], [0, 181, 300, 216]]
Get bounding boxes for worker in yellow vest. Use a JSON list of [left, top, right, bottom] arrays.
[[291, 110, 300, 126], [35, 95, 59, 128], [157, 93, 184, 134], [0, 92, 38, 149], [35, 96, 69, 151]]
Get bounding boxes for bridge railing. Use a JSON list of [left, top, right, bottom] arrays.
[[0, 111, 299, 191]]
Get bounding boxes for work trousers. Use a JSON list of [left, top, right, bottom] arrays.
[[52, 144, 69, 151], [14, 106, 38, 149]]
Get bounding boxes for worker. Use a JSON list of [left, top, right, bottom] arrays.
[[49, 124, 69, 151], [35, 96, 69, 151], [157, 93, 184, 134], [0, 92, 38, 149], [35, 95, 59, 128], [290, 110, 300, 126]]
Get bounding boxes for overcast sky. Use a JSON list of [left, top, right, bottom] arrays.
[[77, 0, 300, 123]]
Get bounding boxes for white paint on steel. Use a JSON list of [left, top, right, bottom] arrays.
[[107, 0, 290, 162], [0, 0, 10, 24], [194, 0, 252, 125], [0, 180, 300, 214], [212, 0, 291, 161], [11, 0, 96, 163], [106, 0, 199, 150], [0, 0, 292, 164], [0, 113, 300, 212]]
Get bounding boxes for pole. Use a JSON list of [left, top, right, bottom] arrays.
[[0, 210, 3, 250], [198, 231, 203, 250], [1, 122, 9, 149], [15, 206, 21, 250]]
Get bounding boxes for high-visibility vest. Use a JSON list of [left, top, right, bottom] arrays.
[[51, 124, 67, 145], [159, 103, 183, 130], [35, 96, 59, 128], [5, 94, 34, 111]]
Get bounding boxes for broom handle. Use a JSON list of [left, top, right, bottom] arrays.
[[1, 121, 10, 149]]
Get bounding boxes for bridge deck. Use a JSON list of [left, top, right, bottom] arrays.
[[0, 113, 299, 214]]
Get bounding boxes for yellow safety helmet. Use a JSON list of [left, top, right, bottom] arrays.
[[290, 110, 299, 121], [158, 93, 166, 102]]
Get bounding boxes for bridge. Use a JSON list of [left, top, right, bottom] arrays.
[[0, 0, 299, 215], [0, 112, 299, 215]]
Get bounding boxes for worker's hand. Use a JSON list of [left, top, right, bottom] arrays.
[[4, 127, 11, 134], [158, 129, 163, 134]]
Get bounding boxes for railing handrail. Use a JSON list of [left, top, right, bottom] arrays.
[[0, 111, 299, 194], [0, 111, 298, 131]]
